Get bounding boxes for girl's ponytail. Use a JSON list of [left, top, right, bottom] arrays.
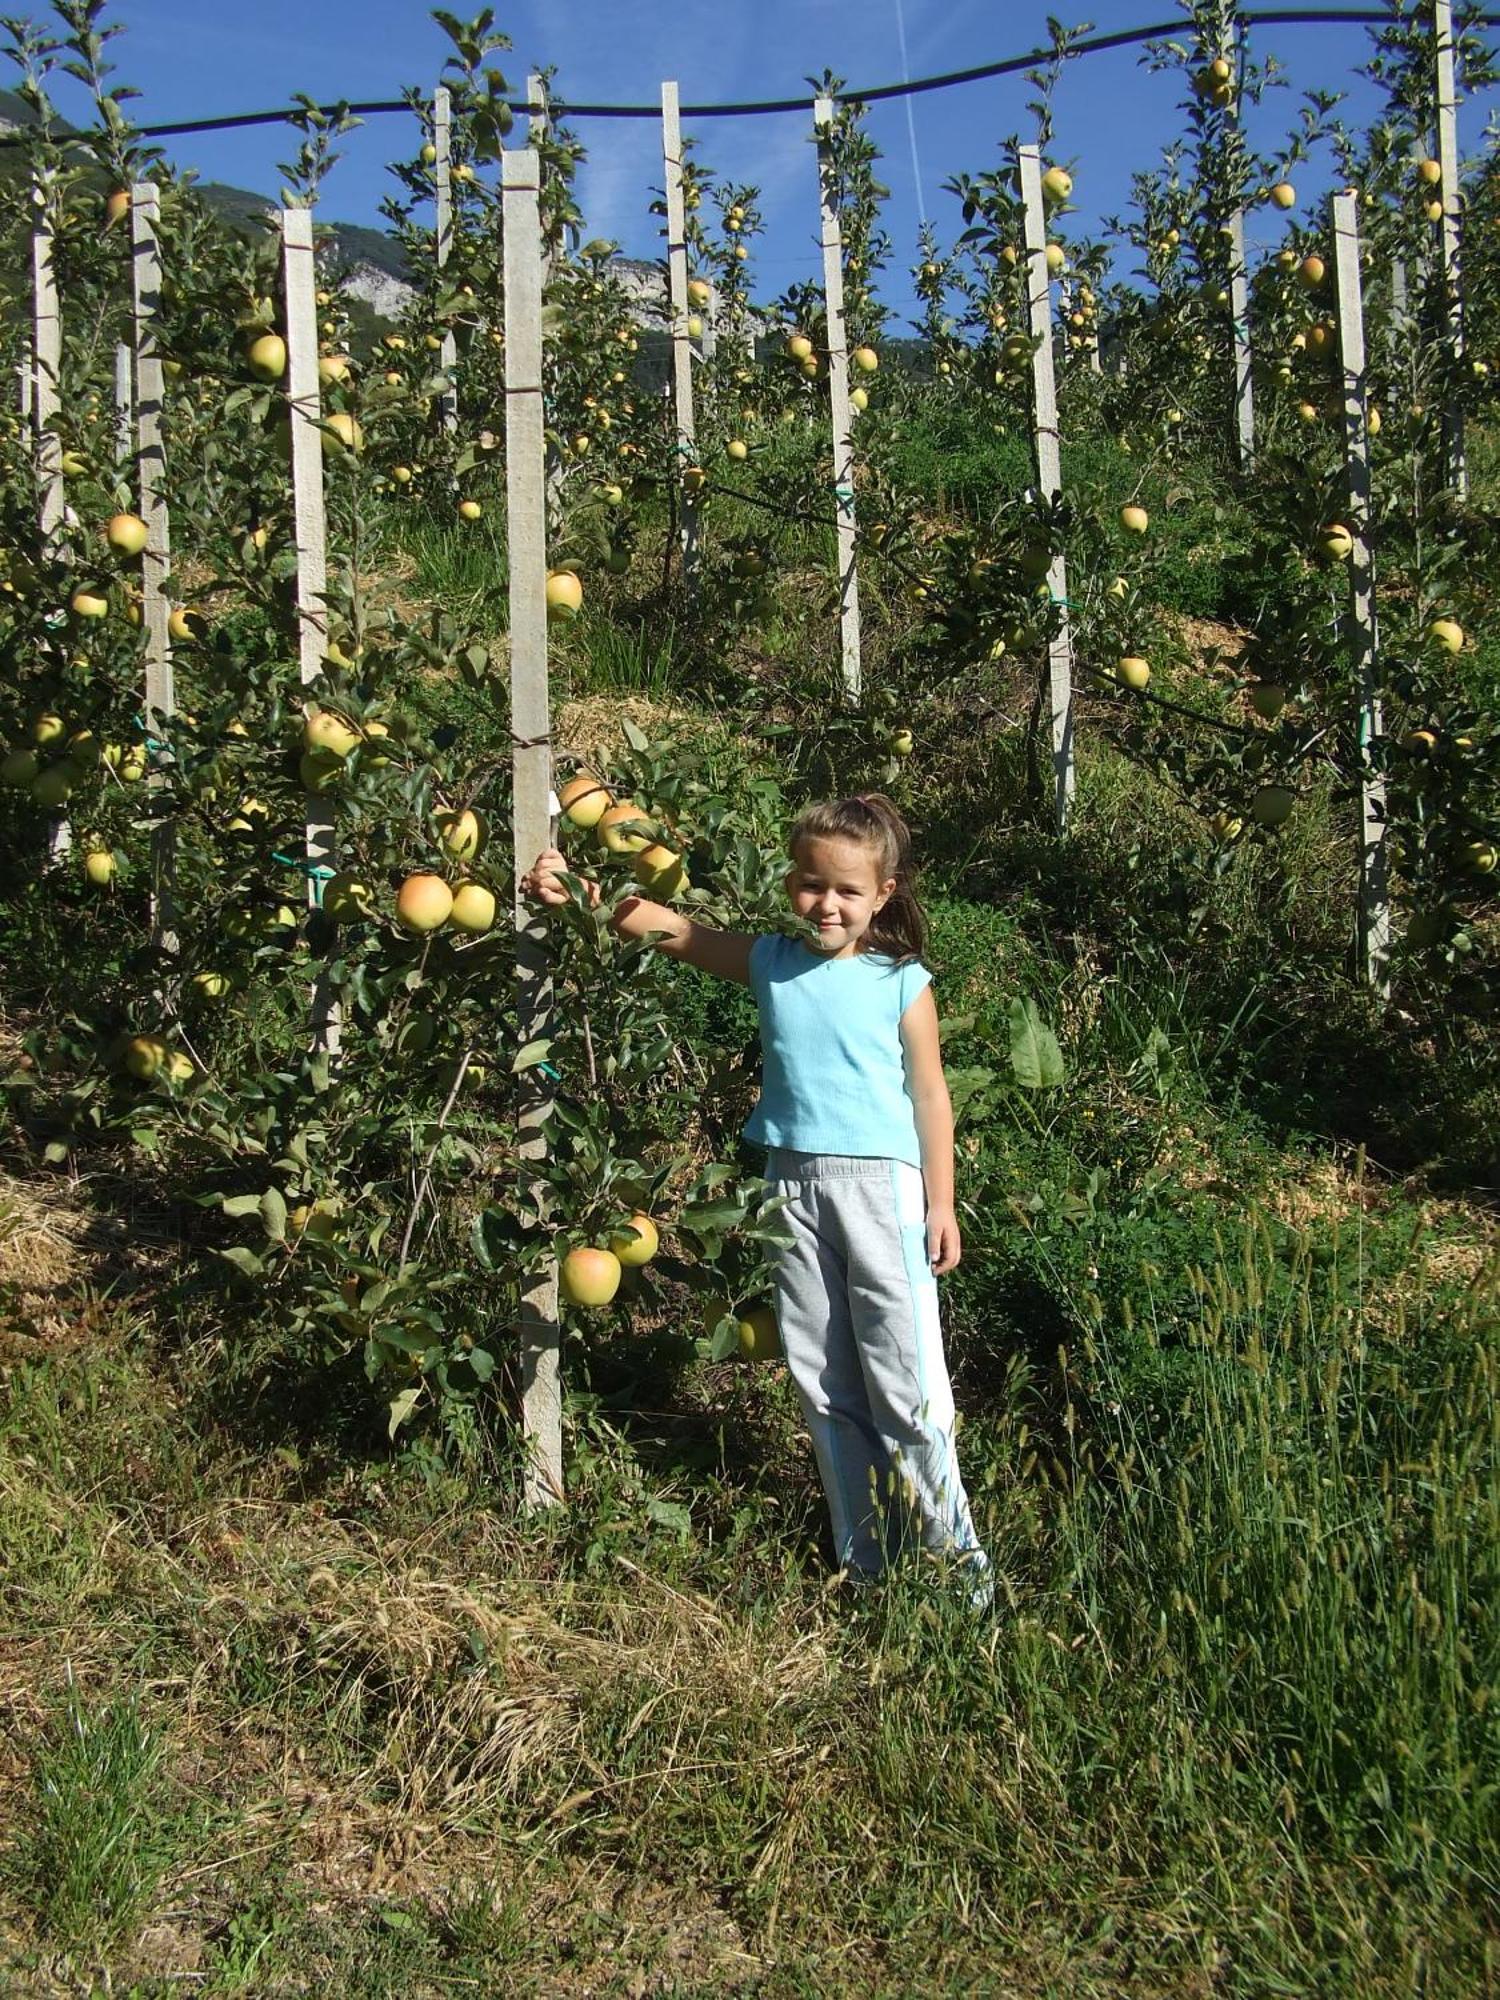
[[786, 792, 928, 967]]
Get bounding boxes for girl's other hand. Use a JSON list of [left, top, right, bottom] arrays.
[[926, 1203, 962, 1276]]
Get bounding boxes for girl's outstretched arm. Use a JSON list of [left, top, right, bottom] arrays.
[[522, 848, 755, 986]]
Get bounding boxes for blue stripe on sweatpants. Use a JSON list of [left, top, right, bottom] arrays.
[[765, 1148, 991, 1601]]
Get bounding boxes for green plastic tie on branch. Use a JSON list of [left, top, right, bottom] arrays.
[[273, 851, 337, 885]]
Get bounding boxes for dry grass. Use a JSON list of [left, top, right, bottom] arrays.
[[0, 1169, 178, 1355]]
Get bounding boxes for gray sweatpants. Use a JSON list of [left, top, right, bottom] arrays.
[[765, 1148, 990, 1596]]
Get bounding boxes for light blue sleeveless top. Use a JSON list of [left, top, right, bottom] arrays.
[[741, 932, 933, 1169]]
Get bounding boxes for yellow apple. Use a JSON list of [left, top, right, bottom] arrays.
[[322, 872, 376, 922], [726, 439, 748, 462], [247, 332, 287, 382], [599, 801, 652, 855], [852, 345, 879, 373], [545, 571, 583, 621], [303, 709, 361, 759], [1416, 158, 1442, 187], [1044, 243, 1066, 275], [105, 512, 149, 556], [391, 465, 413, 484], [82, 847, 115, 885], [787, 333, 814, 362], [1428, 617, 1464, 654], [1297, 254, 1326, 291], [123, 1033, 167, 1080], [1269, 181, 1296, 209], [168, 606, 207, 643], [559, 1245, 622, 1308], [2, 749, 39, 788], [1318, 523, 1354, 562], [1461, 840, 1497, 874], [687, 278, 712, 308], [396, 873, 453, 932], [321, 411, 363, 455], [435, 806, 486, 860], [318, 354, 352, 384], [70, 586, 110, 619], [633, 843, 684, 896], [559, 772, 612, 828], [458, 498, 482, 521], [104, 188, 131, 227], [888, 727, 914, 757], [1119, 504, 1149, 535], [299, 748, 345, 795], [449, 881, 496, 934], [1116, 655, 1151, 690], [31, 765, 74, 809], [608, 1213, 659, 1267], [1041, 165, 1072, 203], [191, 969, 235, 999], [737, 1304, 782, 1361]]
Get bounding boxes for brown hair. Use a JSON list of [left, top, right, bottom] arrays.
[[786, 794, 928, 967]]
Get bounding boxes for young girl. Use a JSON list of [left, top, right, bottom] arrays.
[[523, 792, 991, 1604]]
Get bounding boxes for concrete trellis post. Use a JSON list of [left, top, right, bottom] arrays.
[[1019, 145, 1075, 833], [661, 82, 699, 587], [502, 147, 563, 1511], [814, 94, 862, 704], [1227, 206, 1255, 469], [280, 207, 340, 1055], [33, 207, 70, 867], [1225, 24, 1255, 469], [433, 87, 458, 439], [130, 183, 177, 954], [31, 220, 64, 552], [1333, 191, 1389, 995], [1434, 0, 1466, 498]]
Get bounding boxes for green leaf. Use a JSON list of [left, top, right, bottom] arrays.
[[465, 1345, 495, 1382], [388, 1386, 422, 1440], [220, 1192, 263, 1218], [678, 1195, 750, 1236], [706, 1311, 741, 1362], [622, 717, 651, 753], [512, 1037, 554, 1073], [646, 1496, 692, 1539], [1009, 997, 1065, 1089], [216, 1246, 265, 1279], [260, 1185, 288, 1242]]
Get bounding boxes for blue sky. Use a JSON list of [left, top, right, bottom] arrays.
[[34, 1, 1499, 326]]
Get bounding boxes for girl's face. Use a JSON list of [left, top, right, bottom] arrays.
[[785, 834, 897, 958]]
